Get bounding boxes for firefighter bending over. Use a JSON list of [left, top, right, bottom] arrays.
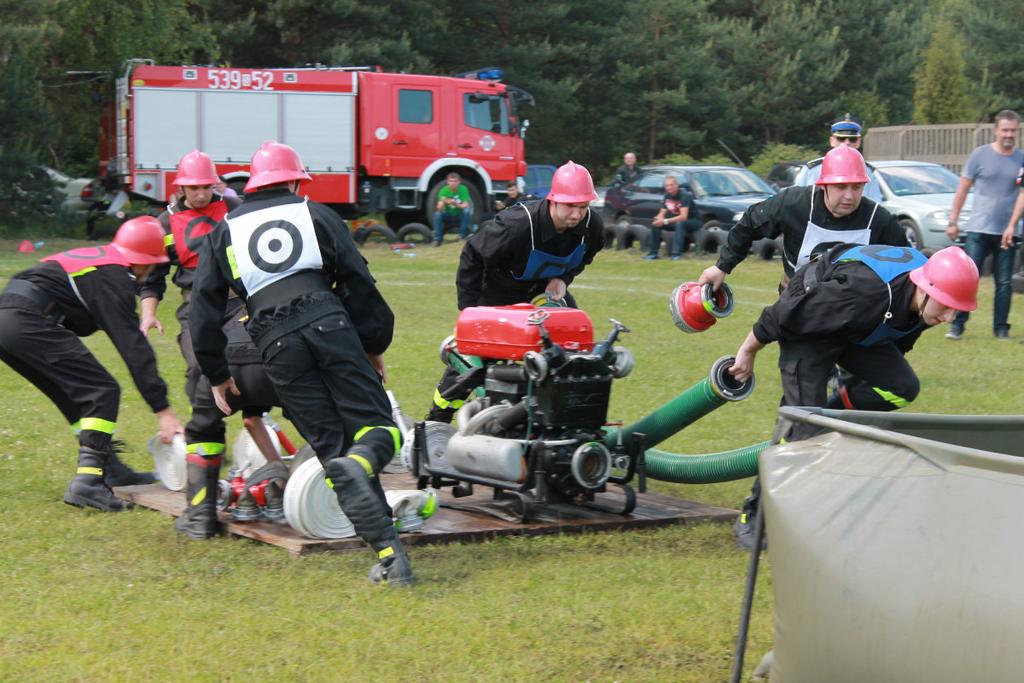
[[0, 218, 184, 511], [727, 243, 979, 547]]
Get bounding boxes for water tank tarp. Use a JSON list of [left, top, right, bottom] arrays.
[[763, 408, 1024, 683]]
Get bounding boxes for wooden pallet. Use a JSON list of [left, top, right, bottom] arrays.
[[116, 471, 738, 556]]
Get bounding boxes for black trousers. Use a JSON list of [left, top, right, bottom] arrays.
[[778, 337, 920, 441], [0, 302, 119, 450], [252, 301, 396, 468], [740, 337, 921, 532], [176, 293, 205, 406]]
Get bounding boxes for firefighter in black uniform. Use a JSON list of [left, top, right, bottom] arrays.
[[695, 146, 909, 549], [731, 243, 980, 436], [137, 150, 283, 539], [0, 217, 184, 511], [727, 243, 979, 548], [698, 146, 908, 292], [426, 160, 605, 422], [190, 141, 414, 585]]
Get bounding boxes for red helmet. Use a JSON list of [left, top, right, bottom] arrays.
[[245, 141, 312, 192], [547, 161, 598, 203], [816, 146, 869, 185], [173, 149, 219, 186], [909, 246, 979, 312], [112, 216, 169, 265], [669, 282, 735, 333]]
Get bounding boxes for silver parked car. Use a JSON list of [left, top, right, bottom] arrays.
[[870, 160, 971, 254]]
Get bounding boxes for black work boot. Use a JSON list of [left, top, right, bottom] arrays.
[[324, 453, 416, 587], [368, 528, 417, 587], [105, 440, 157, 486], [64, 446, 133, 512], [175, 454, 221, 539]]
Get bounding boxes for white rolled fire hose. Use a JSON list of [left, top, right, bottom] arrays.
[[283, 457, 356, 539], [147, 433, 187, 491], [284, 457, 439, 539], [385, 488, 438, 533]]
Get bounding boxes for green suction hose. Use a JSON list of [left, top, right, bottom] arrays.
[[643, 441, 769, 483], [605, 356, 766, 483]]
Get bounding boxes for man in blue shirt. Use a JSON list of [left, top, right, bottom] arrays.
[[945, 110, 1023, 341]]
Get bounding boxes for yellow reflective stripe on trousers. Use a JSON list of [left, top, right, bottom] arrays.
[[871, 387, 909, 408], [226, 244, 240, 280], [432, 388, 465, 411], [77, 466, 103, 477], [185, 442, 226, 455], [353, 425, 401, 455], [80, 417, 115, 434], [377, 546, 395, 559], [349, 454, 374, 477], [191, 488, 207, 506]]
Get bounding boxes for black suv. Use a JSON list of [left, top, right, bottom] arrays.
[[603, 165, 776, 253]]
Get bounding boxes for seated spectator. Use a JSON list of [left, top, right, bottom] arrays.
[[615, 152, 641, 187], [433, 172, 471, 246], [644, 175, 699, 260], [495, 183, 528, 212]]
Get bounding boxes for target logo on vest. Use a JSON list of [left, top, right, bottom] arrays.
[[249, 220, 304, 273], [185, 216, 219, 253]]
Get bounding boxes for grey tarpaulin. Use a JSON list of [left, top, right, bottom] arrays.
[[762, 407, 1024, 683]]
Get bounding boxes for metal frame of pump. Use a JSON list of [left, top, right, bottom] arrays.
[[409, 313, 646, 523]]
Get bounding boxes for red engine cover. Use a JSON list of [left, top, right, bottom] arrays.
[[455, 304, 594, 360]]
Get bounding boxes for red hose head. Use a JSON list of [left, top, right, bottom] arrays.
[[669, 282, 735, 333]]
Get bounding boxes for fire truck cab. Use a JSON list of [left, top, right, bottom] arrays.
[[100, 60, 530, 231]]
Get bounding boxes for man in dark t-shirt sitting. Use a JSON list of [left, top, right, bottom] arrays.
[[644, 174, 699, 260]]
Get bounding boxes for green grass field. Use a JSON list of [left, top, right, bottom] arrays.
[[0, 236, 1018, 682]]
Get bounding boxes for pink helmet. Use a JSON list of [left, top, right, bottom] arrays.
[[548, 161, 598, 203], [112, 216, 169, 265], [909, 246, 979, 312], [816, 146, 869, 185], [245, 141, 312, 192], [173, 150, 219, 186]]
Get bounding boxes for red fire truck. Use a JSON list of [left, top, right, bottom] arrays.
[[98, 59, 531, 234]]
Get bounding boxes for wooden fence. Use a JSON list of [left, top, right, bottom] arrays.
[[864, 123, 1022, 173]]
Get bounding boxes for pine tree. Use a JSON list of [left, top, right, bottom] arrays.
[[912, 19, 973, 123]]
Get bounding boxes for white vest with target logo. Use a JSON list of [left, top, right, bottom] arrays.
[[225, 199, 324, 296]]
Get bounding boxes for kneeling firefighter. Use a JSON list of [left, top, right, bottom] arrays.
[[190, 141, 413, 585], [0, 217, 184, 511], [426, 160, 605, 422]]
